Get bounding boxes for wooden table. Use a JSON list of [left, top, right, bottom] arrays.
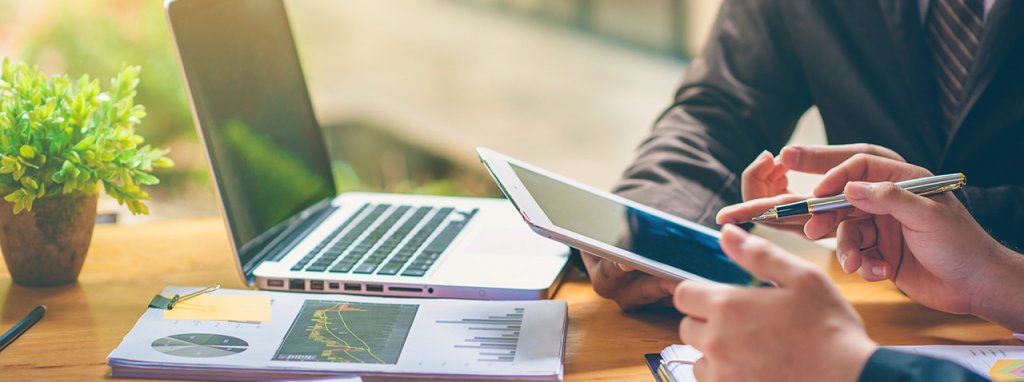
[[0, 219, 1014, 381]]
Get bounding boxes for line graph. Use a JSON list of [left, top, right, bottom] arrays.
[[273, 300, 418, 364]]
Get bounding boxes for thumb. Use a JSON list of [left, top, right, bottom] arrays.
[[719, 224, 820, 287], [843, 182, 943, 232]]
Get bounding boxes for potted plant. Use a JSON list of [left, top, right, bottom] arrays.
[[0, 58, 172, 286]]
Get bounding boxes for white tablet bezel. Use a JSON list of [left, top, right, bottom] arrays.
[[477, 147, 740, 284]]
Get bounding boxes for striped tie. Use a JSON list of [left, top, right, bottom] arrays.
[[926, 0, 984, 131]]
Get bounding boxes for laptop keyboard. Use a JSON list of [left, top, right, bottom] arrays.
[[291, 202, 476, 277]]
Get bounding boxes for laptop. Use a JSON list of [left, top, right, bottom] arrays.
[[165, 0, 569, 300]]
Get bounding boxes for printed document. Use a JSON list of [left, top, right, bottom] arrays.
[[108, 287, 566, 381], [658, 344, 1024, 382]]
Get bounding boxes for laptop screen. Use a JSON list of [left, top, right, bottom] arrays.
[[168, 0, 335, 270]]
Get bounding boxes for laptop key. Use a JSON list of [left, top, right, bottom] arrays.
[[401, 262, 431, 275], [306, 204, 469, 277], [401, 268, 426, 277], [333, 205, 423, 274], [306, 264, 328, 272], [278, 205, 347, 264], [353, 263, 380, 274], [328, 262, 355, 273], [397, 213, 475, 277], [383, 208, 452, 274], [377, 262, 403, 275], [340, 255, 360, 263], [293, 203, 383, 271]]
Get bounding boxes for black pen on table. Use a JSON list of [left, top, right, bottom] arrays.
[[747, 173, 966, 222], [0, 305, 46, 352]]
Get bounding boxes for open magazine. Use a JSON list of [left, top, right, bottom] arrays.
[[108, 287, 567, 381]]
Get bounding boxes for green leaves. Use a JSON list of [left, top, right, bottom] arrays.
[[0, 59, 172, 215], [19, 145, 35, 159], [4, 189, 34, 214]]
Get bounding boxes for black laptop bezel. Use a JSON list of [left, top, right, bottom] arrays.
[[165, 0, 337, 284]]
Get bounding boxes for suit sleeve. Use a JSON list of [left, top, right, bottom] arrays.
[[961, 185, 1024, 251], [858, 348, 988, 382], [613, 0, 812, 227]]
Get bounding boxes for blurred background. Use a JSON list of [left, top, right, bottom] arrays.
[[0, 0, 824, 224]]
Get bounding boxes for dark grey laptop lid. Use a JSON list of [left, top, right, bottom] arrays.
[[166, 0, 336, 282]]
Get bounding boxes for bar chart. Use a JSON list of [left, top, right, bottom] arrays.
[[436, 307, 524, 363]]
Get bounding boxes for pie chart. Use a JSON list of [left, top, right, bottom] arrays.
[[151, 333, 249, 358]]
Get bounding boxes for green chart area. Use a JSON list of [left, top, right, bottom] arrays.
[[273, 300, 418, 364]]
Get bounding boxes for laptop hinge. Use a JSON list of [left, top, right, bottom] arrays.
[[241, 199, 338, 281]]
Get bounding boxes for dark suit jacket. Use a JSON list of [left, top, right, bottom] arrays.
[[614, 0, 1024, 249], [859, 348, 987, 382]]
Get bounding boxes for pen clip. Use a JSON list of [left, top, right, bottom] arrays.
[[148, 284, 221, 310], [913, 173, 966, 197]]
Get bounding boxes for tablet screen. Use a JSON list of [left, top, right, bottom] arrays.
[[510, 163, 756, 285]]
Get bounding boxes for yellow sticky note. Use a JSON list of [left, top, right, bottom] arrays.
[[990, 359, 1024, 382], [163, 294, 272, 322]]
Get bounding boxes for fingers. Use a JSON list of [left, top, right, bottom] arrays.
[[582, 251, 678, 310], [679, 318, 713, 381], [813, 154, 931, 196], [742, 150, 789, 183], [741, 150, 789, 201], [693, 357, 710, 382], [855, 247, 892, 282], [803, 211, 837, 240], [580, 252, 630, 296], [780, 144, 905, 174], [616, 262, 636, 272], [863, 215, 905, 282], [834, 218, 896, 281], [742, 151, 775, 183], [678, 316, 709, 347], [836, 219, 876, 273], [615, 277, 679, 311], [803, 208, 858, 239], [719, 224, 821, 287], [843, 182, 945, 232], [767, 157, 789, 181], [716, 193, 807, 224], [674, 280, 733, 320], [581, 251, 627, 282]]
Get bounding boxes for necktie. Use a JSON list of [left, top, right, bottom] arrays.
[[926, 0, 984, 131]]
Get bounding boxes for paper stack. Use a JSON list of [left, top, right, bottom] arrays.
[[108, 287, 567, 381]]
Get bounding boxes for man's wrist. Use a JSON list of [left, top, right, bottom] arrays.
[[841, 338, 879, 382], [970, 245, 1024, 332]]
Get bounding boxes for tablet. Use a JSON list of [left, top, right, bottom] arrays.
[[478, 147, 759, 285]]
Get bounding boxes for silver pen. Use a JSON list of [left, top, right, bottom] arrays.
[[749, 173, 967, 222]]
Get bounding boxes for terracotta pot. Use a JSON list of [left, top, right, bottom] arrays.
[[0, 193, 98, 287]]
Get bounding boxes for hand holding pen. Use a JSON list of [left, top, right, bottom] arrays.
[[717, 152, 970, 279], [747, 173, 965, 222], [717, 149, 957, 241], [727, 145, 910, 238], [716, 173, 964, 242]]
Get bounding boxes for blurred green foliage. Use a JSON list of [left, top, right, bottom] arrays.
[[0, 59, 173, 215], [0, 0, 495, 215], [16, 0, 196, 185]]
